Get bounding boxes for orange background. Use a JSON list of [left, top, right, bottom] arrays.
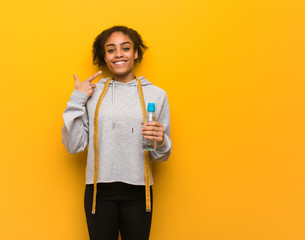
[[1, 0, 305, 239]]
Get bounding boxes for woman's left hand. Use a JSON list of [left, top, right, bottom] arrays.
[[141, 121, 164, 146]]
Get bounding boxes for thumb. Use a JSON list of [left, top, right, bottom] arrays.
[[73, 74, 79, 85]]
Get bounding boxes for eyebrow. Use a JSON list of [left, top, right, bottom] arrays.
[[106, 41, 132, 48]]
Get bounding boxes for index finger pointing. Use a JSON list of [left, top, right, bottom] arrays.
[[86, 71, 102, 82]]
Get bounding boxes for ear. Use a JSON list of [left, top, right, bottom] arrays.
[[134, 49, 138, 60]]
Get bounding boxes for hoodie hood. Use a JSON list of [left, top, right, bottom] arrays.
[[98, 76, 152, 86], [97, 76, 152, 132]]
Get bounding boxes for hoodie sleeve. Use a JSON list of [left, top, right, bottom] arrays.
[[62, 89, 90, 154], [150, 91, 172, 162]]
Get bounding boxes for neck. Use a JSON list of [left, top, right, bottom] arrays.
[[113, 70, 136, 83]]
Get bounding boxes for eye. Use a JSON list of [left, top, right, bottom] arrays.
[[107, 49, 114, 53], [123, 47, 130, 51]]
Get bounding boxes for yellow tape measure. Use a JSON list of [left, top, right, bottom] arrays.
[[91, 76, 151, 214], [138, 76, 152, 212], [92, 77, 111, 214]]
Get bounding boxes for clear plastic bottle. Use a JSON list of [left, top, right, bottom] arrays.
[[143, 103, 157, 151]]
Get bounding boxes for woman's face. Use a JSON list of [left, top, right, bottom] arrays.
[[104, 31, 138, 77]]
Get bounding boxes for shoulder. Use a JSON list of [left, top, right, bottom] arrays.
[[146, 86, 168, 99], [96, 77, 111, 87], [140, 77, 168, 99]]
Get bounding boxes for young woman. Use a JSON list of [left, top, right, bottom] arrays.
[[62, 26, 172, 240]]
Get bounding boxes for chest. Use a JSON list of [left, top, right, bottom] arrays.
[[86, 85, 145, 126]]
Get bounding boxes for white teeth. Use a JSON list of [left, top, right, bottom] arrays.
[[114, 61, 125, 65]]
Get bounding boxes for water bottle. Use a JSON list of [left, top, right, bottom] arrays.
[[143, 103, 157, 151]]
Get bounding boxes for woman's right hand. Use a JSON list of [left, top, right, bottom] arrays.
[[73, 71, 102, 96]]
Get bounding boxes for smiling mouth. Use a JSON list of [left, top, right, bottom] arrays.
[[113, 61, 127, 66]]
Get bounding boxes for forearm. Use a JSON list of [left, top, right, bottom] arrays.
[[62, 89, 89, 154]]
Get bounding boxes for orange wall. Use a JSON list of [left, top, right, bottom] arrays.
[[1, 0, 305, 239]]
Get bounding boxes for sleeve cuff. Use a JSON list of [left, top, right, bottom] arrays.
[[156, 134, 170, 152]]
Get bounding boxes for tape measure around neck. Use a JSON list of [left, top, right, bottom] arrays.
[[91, 76, 151, 214]]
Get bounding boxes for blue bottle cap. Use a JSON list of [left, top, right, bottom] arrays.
[[147, 103, 155, 112]]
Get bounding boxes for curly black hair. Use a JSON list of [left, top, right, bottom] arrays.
[[92, 26, 148, 67]]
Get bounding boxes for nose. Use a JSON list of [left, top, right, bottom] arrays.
[[115, 49, 123, 58]]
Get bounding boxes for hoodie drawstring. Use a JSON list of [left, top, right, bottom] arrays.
[[131, 82, 138, 133], [111, 78, 139, 133]]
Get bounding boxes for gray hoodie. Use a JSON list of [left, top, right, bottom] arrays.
[[62, 76, 172, 185]]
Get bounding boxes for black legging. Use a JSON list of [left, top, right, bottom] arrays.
[[84, 182, 153, 240]]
